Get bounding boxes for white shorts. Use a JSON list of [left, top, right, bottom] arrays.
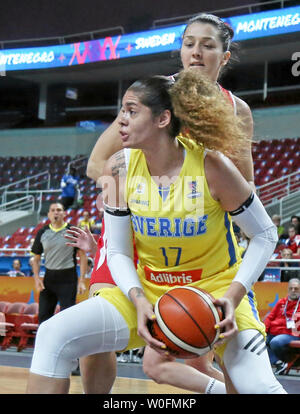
[[30, 296, 286, 393]]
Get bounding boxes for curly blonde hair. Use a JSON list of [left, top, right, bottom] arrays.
[[170, 69, 249, 160]]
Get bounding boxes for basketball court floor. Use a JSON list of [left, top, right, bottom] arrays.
[[0, 347, 299, 394]]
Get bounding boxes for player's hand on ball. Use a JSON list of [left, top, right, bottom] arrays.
[[213, 296, 238, 344], [134, 296, 166, 354]]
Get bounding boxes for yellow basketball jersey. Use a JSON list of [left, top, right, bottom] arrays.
[[125, 136, 242, 298], [96, 137, 265, 353]]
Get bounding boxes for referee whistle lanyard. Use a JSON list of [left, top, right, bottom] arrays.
[[283, 296, 300, 330]]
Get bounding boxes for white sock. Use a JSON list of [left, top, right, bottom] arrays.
[[205, 378, 226, 394]]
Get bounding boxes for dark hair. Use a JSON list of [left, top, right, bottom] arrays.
[[182, 13, 239, 77], [49, 202, 65, 211], [183, 13, 234, 52], [128, 76, 181, 138]]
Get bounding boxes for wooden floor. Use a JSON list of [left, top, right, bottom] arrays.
[[0, 366, 194, 394], [1, 364, 299, 395]]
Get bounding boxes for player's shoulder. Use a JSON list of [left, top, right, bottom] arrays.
[[232, 94, 252, 118], [204, 149, 234, 173]]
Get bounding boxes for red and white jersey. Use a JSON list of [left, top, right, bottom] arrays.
[[90, 219, 138, 286], [90, 220, 115, 285], [217, 83, 237, 115]]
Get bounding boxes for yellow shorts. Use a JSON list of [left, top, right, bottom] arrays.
[[95, 263, 266, 357]]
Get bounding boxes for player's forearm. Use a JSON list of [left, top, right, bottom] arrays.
[[86, 118, 123, 183], [105, 211, 143, 299], [223, 281, 246, 309], [231, 193, 278, 292], [79, 254, 88, 281], [86, 159, 107, 185], [128, 287, 147, 307]]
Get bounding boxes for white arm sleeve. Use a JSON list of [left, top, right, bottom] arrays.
[[104, 210, 143, 299], [230, 193, 278, 292]]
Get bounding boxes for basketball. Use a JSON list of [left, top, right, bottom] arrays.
[[150, 286, 224, 359]]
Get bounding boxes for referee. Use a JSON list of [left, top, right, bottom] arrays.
[[31, 202, 87, 324]]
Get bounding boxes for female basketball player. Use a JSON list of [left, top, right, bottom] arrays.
[[87, 13, 254, 186], [27, 70, 285, 394], [78, 13, 253, 394]]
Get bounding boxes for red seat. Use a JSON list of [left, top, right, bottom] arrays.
[[284, 341, 300, 375], [17, 303, 39, 352], [0, 302, 27, 350], [0, 301, 10, 313]]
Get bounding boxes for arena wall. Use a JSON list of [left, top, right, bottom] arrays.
[[0, 105, 299, 157], [0, 125, 107, 157]]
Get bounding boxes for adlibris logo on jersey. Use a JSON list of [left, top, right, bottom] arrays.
[[144, 266, 202, 286]]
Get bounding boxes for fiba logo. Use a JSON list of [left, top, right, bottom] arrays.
[[291, 52, 300, 77]]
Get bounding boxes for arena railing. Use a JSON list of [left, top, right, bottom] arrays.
[[67, 155, 88, 174], [0, 248, 30, 257], [269, 258, 300, 266], [256, 170, 300, 222], [0, 189, 61, 215], [152, 0, 293, 28], [0, 0, 293, 50], [257, 170, 300, 203], [0, 26, 124, 50], [0, 195, 35, 213], [0, 171, 51, 205]]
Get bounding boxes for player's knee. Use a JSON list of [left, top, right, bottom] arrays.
[[35, 314, 71, 356], [143, 359, 165, 384], [35, 318, 57, 351], [185, 357, 211, 375]]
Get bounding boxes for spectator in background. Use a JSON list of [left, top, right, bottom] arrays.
[[290, 215, 300, 235], [284, 225, 300, 255], [27, 256, 45, 277], [7, 259, 25, 277], [234, 228, 249, 259], [78, 211, 96, 233], [238, 230, 249, 250], [28, 256, 35, 276], [272, 214, 286, 240], [265, 278, 300, 375], [280, 248, 300, 282], [60, 167, 79, 210], [85, 257, 94, 278]]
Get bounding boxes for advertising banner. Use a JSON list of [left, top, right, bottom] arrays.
[[1, 6, 299, 72]]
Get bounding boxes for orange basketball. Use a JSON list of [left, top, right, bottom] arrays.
[[150, 286, 224, 359]]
